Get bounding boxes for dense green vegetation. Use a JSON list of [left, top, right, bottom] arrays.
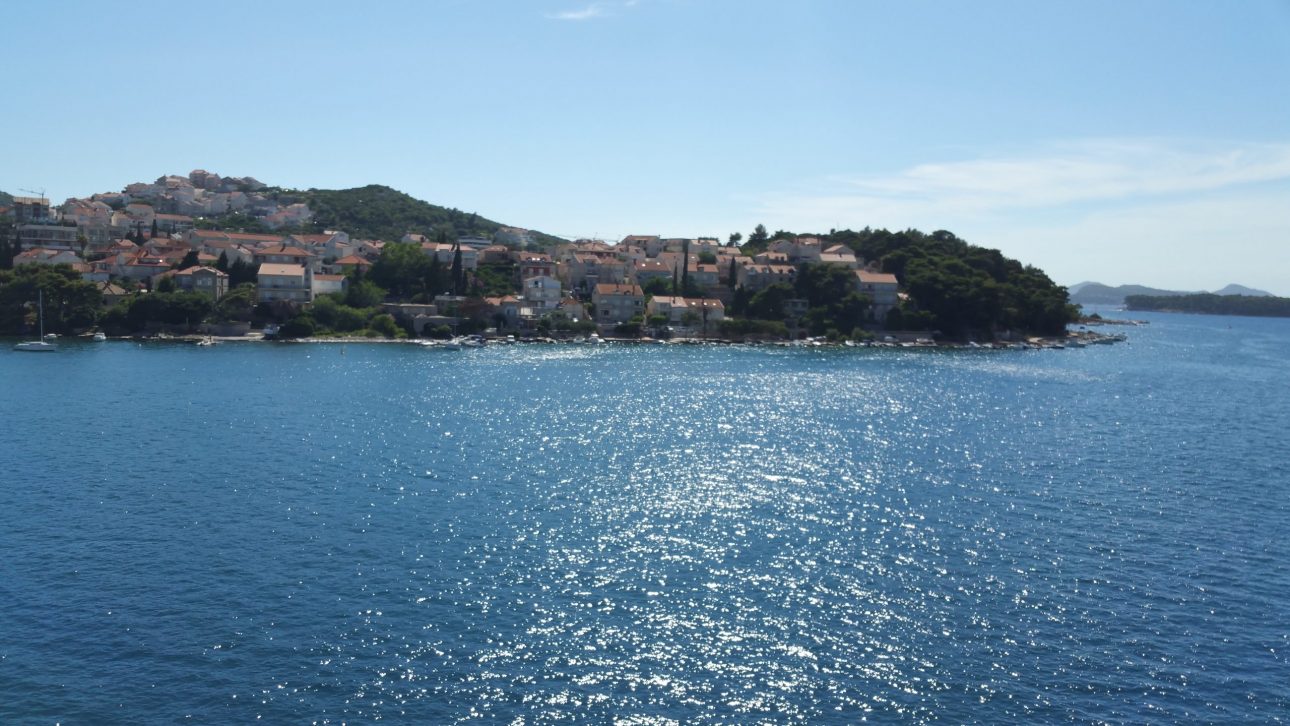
[[734, 226, 1076, 338], [0, 264, 102, 334], [1125, 293, 1290, 317], [194, 185, 564, 247], [277, 293, 405, 339], [304, 185, 498, 242], [725, 266, 871, 340], [367, 242, 453, 299], [101, 290, 213, 332]]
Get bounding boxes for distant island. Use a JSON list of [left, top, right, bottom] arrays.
[[1125, 293, 1290, 318], [1070, 281, 1272, 307], [3, 169, 1083, 345]]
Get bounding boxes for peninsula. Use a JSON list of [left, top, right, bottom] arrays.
[[1125, 293, 1290, 318], [3, 170, 1081, 345]]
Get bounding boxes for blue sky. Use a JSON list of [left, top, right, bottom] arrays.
[[3, 0, 1288, 293]]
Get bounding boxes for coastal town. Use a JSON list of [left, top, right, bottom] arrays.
[[1, 170, 1092, 348]]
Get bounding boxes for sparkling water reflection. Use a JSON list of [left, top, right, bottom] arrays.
[[2, 315, 1288, 723]]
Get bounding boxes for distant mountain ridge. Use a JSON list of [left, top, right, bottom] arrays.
[[1069, 281, 1273, 306]]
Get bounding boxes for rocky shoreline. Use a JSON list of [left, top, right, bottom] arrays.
[[75, 328, 1128, 350]]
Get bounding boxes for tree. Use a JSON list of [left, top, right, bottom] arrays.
[[747, 283, 794, 321], [728, 232, 742, 247], [369, 242, 432, 299], [278, 314, 316, 339], [227, 258, 260, 288], [0, 237, 14, 270], [345, 278, 385, 308], [369, 313, 402, 338], [450, 241, 464, 295], [641, 277, 672, 297], [151, 219, 159, 238], [178, 250, 200, 270], [681, 238, 691, 293], [0, 264, 103, 334], [216, 251, 229, 272], [213, 284, 256, 323]]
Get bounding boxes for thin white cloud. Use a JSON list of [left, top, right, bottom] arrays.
[[758, 139, 1290, 227], [546, 0, 641, 21], [751, 138, 1290, 294], [547, 3, 609, 21]]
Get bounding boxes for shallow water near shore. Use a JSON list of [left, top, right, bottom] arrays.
[[2, 311, 1288, 723]]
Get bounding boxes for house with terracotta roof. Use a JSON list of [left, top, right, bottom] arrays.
[[285, 231, 353, 260], [312, 274, 347, 298], [332, 254, 371, 275], [819, 244, 861, 269], [687, 262, 720, 290], [484, 295, 522, 328], [257, 263, 312, 303], [96, 281, 131, 307], [184, 229, 285, 249], [647, 296, 726, 326], [737, 263, 796, 292], [253, 244, 315, 269], [422, 243, 479, 271], [646, 295, 688, 324], [518, 253, 554, 281], [631, 259, 673, 288], [769, 237, 823, 264], [12, 247, 84, 267], [619, 234, 664, 256], [120, 250, 172, 282], [522, 275, 562, 310], [155, 213, 195, 234], [155, 266, 230, 300], [479, 245, 511, 264], [854, 269, 900, 320], [591, 282, 644, 326]]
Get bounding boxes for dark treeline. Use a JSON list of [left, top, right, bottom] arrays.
[[740, 227, 1077, 339], [1125, 293, 1290, 317]]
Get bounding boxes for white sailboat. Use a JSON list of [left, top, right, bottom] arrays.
[[15, 290, 57, 352]]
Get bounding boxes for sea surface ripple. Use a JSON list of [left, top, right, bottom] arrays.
[[2, 313, 1288, 723]]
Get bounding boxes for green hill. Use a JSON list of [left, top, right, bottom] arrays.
[[303, 185, 501, 242], [199, 184, 564, 247], [750, 227, 1077, 338]]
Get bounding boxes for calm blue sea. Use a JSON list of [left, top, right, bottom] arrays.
[[2, 313, 1288, 724]]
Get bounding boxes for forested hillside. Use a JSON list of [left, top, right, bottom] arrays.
[[747, 227, 1077, 338]]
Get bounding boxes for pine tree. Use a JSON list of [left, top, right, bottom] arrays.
[[450, 241, 464, 295], [681, 239, 690, 294]]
